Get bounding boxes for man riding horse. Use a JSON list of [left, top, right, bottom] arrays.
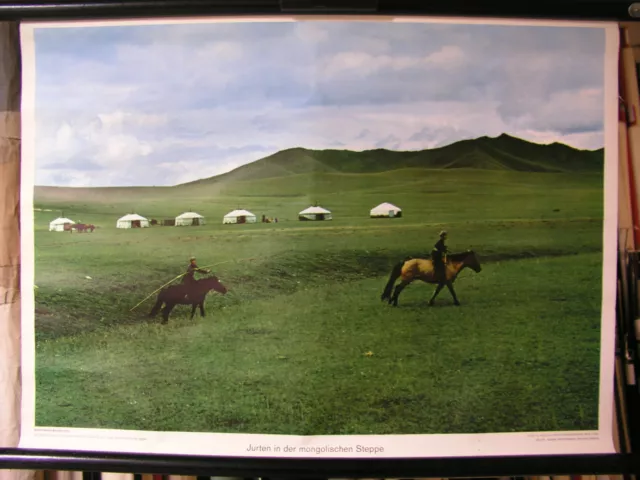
[[182, 256, 210, 301], [431, 230, 449, 282]]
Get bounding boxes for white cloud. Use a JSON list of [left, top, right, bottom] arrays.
[[156, 149, 279, 185], [322, 45, 465, 77], [98, 111, 168, 130], [196, 41, 244, 61], [424, 45, 465, 67], [54, 122, 77, 152], [293, 23, 330, 43], [38, 169, 96, 188], [497, 87, 603, 135], [95, 134, 153, 166], [36, 94, 606, 186]]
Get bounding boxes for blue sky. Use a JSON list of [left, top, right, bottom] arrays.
[[31, 20, 607, 187]]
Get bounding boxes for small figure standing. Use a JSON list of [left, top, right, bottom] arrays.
[[431, 230, 449, 283]]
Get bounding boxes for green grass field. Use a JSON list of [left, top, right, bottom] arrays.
[[31, 139, 607, 435]]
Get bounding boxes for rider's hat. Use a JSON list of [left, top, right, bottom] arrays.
[[189, 256, 196, 261], [439, 230, 448, 237]]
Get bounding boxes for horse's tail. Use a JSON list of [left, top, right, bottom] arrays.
[[381, 261, 404, 302]]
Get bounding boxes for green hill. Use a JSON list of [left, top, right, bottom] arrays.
[[178, 133, 604, 188], [33, 133, 603, 208]]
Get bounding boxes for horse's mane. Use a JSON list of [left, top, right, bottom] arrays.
[[447, 250, 475, 261], [197, 275, 219, 282], [404, 250, 475, 263]]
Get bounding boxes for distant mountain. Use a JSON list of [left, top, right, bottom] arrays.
[[33, 134, 604, 207], [178, 133, 604, 187]]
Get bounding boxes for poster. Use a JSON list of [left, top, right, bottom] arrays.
[[18, 15, 620, 458]]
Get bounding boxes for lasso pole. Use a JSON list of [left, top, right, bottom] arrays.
[[129, 272, 186, 312], [129, 257, 257, 312]]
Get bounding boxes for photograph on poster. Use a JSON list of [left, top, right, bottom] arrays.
[[18, 15, 619, 458]]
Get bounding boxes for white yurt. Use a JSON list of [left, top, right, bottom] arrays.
[[116, 213, 150, 229], [370, 202, 402, 218], [223, 209, 256, 224], [299, 206, 332, 221], [49, 217, 75, 232], [175, 211, 205, 226]]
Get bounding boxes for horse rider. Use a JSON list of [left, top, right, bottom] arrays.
[[431, 230, 449, 282], [182, 257, 210, 300]]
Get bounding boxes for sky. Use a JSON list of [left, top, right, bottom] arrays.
[[30, 19, 608, 187]]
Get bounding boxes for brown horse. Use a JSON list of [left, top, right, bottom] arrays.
[[380, 250, 482, 307], [71, 223, 95, 233], [148, 276, 228, 324]]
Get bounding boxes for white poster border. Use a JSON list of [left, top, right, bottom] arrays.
[[18, 15, 620, 459]]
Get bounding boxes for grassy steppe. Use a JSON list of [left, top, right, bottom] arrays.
[[31, 140, 606, 435]]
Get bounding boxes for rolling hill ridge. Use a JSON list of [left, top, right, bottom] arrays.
[[33, 133, 604, 206], [179, 133, 604, 187]]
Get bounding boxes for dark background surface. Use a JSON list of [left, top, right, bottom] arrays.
[[0, 0, 638, 21]]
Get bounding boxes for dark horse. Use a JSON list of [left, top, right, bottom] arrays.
[[149, 276, 228, 324], [380, 250, 482, 307]]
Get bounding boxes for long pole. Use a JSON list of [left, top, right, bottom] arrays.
[[129, 257, 256, 311], [128, 273, 185, 312]]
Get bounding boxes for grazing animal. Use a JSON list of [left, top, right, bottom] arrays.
[[149, 275, 228, 324], [71, 223, 95, 233], [380, 250, 482, 307]]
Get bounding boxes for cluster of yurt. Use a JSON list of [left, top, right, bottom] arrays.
[[48, 201, 403, 232], [115, 211, 206, 229], [294, 202, 402, 221], [47, 210, 208, 232], [219, 202, 401, 224]]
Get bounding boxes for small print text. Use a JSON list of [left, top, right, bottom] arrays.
[[245, 443, 384, 454]]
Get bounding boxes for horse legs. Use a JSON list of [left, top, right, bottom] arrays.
[[390, 280, 411, 307], [161, 302, 175, 324], [446, 282, 461, 306], [429, 282, 460, 306], [428, 283, 445, 306], [188, 302, 206, 319], [149, 297, 163, 317]]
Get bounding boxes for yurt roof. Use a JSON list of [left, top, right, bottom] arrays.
[[224, 209, 255, 217], [176, 211, 204, 219], [371, 202, 401, 212], [118, 213, 148, 221], [299, 206, 331, 215], [50, 217, 75, 225]]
